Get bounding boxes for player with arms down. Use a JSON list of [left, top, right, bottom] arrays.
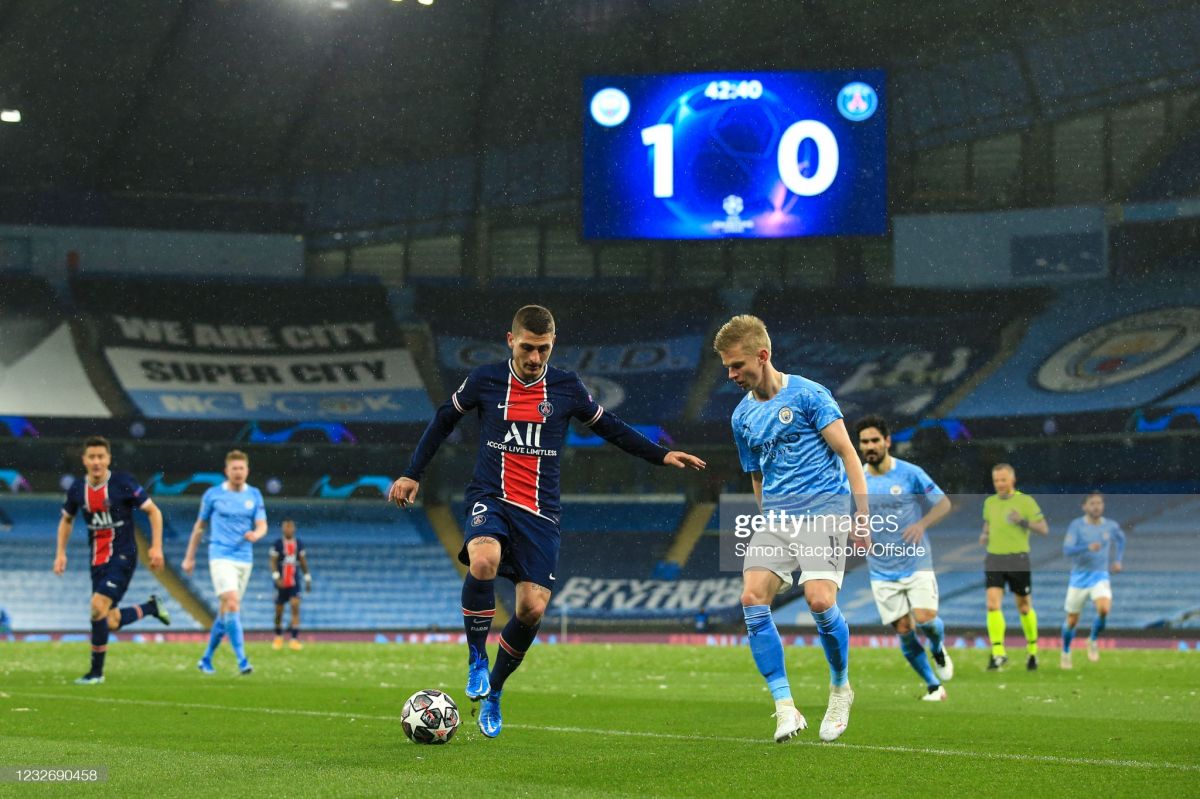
[[715, 315, 869, 743], [856, 415, 954, 700], [390, 305, 706, 738]]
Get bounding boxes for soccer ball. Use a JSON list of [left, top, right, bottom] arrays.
[[401, 689, 460, 744]]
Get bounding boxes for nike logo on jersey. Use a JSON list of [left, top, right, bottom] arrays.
[[497, 403, 513, 409], [105, 581, 117, 588], [548, 573, 556, 581]]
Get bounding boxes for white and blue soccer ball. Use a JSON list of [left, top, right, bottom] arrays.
[[401, 689, 460, 745]]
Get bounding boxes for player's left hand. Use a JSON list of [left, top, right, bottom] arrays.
[[1112, 562, 1122, 573], [663, 451, 706, 470], [148, 546, 165, 571], [1006, 510, 1023, 524], [244, 530, 265, 543], [901, 522, 926, 545]]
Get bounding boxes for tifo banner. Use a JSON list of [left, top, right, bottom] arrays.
[[74, 277, 433, 422], [438, 334, 703, 422], [951, 281, 1200, 418], [703, 319, 1000, 422], [0, 275, 111, 418], [552, 577, 743, 618]]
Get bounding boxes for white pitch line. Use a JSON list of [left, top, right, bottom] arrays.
[[12, 692, 1200, 774]]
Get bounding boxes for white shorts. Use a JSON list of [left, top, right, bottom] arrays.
[[1064, 581, 1112, 614], [870, 572, 940, 625], [742, 513, 848, 592], [210, 558, 253, 599]]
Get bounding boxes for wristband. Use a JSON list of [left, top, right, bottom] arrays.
[[304, 574, 312, 582], [271, 571, 280, 580]]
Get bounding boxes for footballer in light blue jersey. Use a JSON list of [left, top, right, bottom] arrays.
[[716, 315, 869, 744], [856, 416, 954, 700], [182, 451, 269, 675], [1060, 492, 1126, 668], [197, 481, 266, 564]]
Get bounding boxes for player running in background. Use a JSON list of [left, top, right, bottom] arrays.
[[54, 436, 171, 685], [182, 450, 267, 675], [714, 315, 869, 743], [1061, 492, 1125, 669], [980, 464, 1048, 671], [855, 415, 954, 701], [271, 519, 311, 651], [389, 305, 705, 738]]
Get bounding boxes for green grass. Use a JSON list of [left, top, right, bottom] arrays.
[[1, 641, 1198, 797]]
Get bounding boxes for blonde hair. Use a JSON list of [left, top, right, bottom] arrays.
[[225, 449, 249, 464], [713, 314, 771, 356]]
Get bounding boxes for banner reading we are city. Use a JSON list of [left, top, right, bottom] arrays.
[[75, 277, 433, 422]]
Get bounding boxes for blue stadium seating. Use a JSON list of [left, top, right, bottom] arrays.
[[154, 498, 463, 630], [0, 497, 200, 632]]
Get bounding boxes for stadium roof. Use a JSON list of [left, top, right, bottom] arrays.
[[0, 0, 1180, 195]]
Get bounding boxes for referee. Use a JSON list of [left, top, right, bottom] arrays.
[[979, 463, 1047, 671]]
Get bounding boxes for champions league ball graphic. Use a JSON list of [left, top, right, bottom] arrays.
[[652, 86, 818, 233]]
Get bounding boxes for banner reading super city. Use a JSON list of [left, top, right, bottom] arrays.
[[74, 277, 433, 422]]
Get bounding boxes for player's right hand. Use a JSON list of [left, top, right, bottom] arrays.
[[978, 532, 988, 546], [182, 556, 195, 575], [389, 477, 419, 508], [1088, 542, 1103, 552], [53, 553, 66, 575]]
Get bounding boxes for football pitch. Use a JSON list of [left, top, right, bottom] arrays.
[[1, 642, 1197, 797]]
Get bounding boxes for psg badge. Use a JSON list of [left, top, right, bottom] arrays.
[[538, 400, 554, 417]]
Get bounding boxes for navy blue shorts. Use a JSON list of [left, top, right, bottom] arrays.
[[276, 585, 302, 604], [91, 553, 136, 604], [458, 498, 560, 591]]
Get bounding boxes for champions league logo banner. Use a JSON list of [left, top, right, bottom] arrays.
[[951, 281, 1200, 418], [702, 319, 1001, 423], [75, 277, 434, 422]]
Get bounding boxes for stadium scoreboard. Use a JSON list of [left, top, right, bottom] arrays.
[[583, 70, 887, 240]]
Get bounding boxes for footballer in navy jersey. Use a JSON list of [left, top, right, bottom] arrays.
[[1060, 492, 1126, 668], [271, 520, 311, 651], [54, 436, 170, 684], [856, 415, 954, 700], [390, 305, 705, 738]]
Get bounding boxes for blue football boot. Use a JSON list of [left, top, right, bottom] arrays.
[[478, 690, 503, 738], [466, 648, 491, 701]]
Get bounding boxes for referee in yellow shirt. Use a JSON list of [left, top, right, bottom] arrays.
[[980, 463, 1048, 671]]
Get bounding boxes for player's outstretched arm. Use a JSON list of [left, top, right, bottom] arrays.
[[589, 410, 704, 468], [141, 499, 165, 571], [391, 397, 469, 509], [53, 513, 73, 574]]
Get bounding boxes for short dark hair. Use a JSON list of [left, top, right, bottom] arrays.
[[512, 305, 555, 336], [854, 415, 890, 439], [83, 435, 110, 453]]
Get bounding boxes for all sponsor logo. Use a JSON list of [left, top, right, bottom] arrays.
[[1035, 307, 1200, 393]]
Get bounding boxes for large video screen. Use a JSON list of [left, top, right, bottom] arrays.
[[582, 70, 886, 240]]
